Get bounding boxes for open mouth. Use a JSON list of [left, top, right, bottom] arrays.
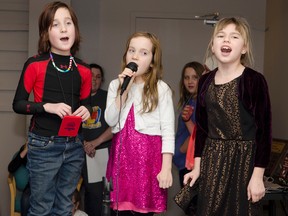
[[221, 46, 232, 53], [188, 86, 195, 92], [60, 37, 69, 41]]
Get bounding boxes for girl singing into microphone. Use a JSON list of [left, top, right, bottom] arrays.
[[105, 32, 175, 216]]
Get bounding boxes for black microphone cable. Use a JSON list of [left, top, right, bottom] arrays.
[[114, 94, 123, 216]]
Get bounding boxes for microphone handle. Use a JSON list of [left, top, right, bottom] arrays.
[[120, 76, 132, 95]]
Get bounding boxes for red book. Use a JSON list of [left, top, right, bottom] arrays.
[[58, 116, 82, 137]]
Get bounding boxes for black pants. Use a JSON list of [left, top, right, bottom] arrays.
[[82, 159, 104, 216], [21, 184, 30, 216]]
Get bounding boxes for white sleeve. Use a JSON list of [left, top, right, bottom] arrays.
[[104, 79, 121, 127], [158, 81, 175, 154]]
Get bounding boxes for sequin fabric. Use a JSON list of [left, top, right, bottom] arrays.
[[106, 105, 167, 213], [197, 77, 261, 216]]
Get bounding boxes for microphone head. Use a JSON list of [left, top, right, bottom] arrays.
[[126, 62, 138, 72]]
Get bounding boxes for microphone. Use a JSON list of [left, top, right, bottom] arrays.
[[120, 62, 138, 95]]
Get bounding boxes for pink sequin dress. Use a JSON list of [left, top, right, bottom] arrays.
[[106, 105, 167, 213]]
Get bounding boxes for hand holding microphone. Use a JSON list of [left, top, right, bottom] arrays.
[[120, 62, 138, 95]]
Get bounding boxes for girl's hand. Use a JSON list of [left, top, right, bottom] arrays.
[[118, 67, 136, 94], [247, 168, 265, 203], [183, 167, 200, 187], [118, 67, 136, 83], [43, 103, 72, 118], [157, 168, 173, 189], [182, 105, 194, 122], [73, 106, 90, 121]]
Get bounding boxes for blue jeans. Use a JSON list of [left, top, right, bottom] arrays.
[[27, 132, 84, 216]]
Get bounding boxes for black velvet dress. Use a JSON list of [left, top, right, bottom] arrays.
[[197, 76, 262, 216]]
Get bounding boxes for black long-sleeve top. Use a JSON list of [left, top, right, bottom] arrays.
[[195, 67, 272, 168], [12, 53, 92, 137]]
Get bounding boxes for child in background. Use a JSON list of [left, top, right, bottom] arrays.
[[184, 17, 272, 215], [82, 63, 113, 216], [173, 62, 205, 187], [105, 32, 175, 216], [12, 1, 92, 215]]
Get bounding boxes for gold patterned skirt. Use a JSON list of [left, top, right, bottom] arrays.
[[197, 138, 262, 216]]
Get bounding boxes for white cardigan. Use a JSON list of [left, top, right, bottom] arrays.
[[104, 79, 175, 154]]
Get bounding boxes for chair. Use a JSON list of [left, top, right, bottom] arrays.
[[7, 160, 29, 216], [8, 173, 21, 216], [77, 176, 83, 191]]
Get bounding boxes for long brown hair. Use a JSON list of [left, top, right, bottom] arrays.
[[121, 32, 163, 113], [38, 1, 81, 55], [177, 61, 205, 109], [205, 17, 254, 67]]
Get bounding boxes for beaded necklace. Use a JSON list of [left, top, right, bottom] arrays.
[[49, 52, 76, 73]]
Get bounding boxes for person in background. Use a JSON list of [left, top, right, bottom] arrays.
[[72, 189, 88, 216], [8, 140, 30, 216], [12, 1, 92, 215], [173, 61, 205, 187], [184, 17, 272, 215], [82, 63, 113, 216], [105, 32, 175, 216]]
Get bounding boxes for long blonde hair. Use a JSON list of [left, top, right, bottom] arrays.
[[205, 17, 254, 67], [121, 32, 163, 113]]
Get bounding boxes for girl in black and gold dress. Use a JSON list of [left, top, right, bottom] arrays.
[[184, 17, 271, 216]]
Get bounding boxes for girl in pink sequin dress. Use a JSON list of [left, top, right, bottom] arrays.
[[105, 32, 175, 216]]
